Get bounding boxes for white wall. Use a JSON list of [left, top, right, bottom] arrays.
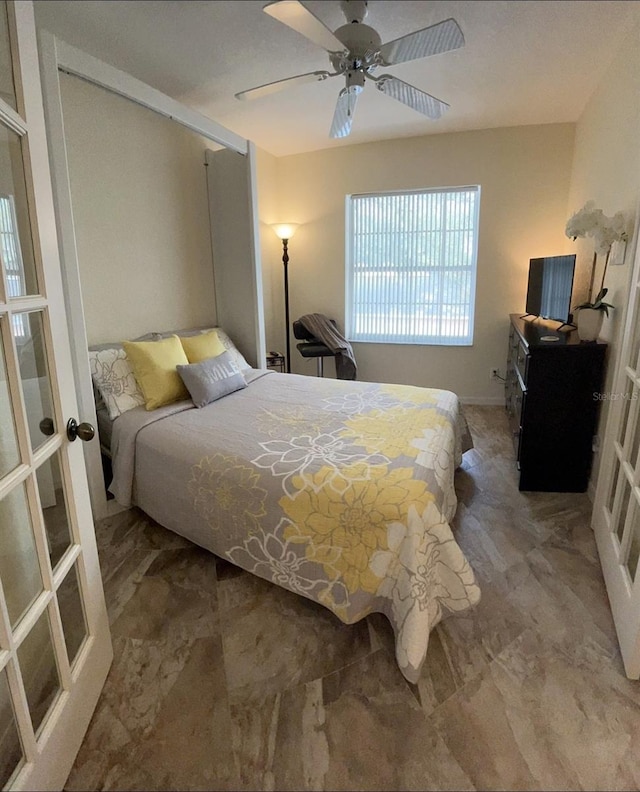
[[272, 124, 575, 400], [565, 21, 640, 479], [254, 146, 283, 356], [567, 24, 640, 340], [59, 73, 216, 345]]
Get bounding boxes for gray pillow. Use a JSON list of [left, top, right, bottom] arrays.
[[88, 332, 157, 352], [177, 351, 247, 408]]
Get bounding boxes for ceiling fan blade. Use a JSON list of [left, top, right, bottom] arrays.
[[235, 70, 332, 101], [264, 0, 346, 54], [330, 88, 359, 139], [379, 18, 464, 66], [374, 75, 449, 120]]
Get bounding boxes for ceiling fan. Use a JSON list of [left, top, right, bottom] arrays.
[[235, 0, 465, 139]]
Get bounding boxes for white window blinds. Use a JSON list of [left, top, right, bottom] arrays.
[[0, 194, 27, 338], [346, 187, 480, 345]]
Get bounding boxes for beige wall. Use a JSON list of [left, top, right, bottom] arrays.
[[59, 73, 216, 345], [273, 124, 575, 400], [565, 21, 640, 477]]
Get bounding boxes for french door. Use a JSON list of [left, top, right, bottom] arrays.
[[0, 2, 111, 789], [592, 221, 640, 679]]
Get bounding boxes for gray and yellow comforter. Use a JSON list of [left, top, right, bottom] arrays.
[[110, 370, 480, 683]]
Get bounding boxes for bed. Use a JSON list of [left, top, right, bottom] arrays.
[[100, 358, 480, 684]]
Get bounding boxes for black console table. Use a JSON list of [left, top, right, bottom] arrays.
[[266, 352, 285, 372], [505, 314, 607, 492]]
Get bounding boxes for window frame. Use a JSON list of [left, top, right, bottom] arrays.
[[345, 185, 481, 346]]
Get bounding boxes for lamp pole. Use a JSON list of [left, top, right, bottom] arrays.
[[271, 223, 299, 374], [282, 237, 291, 373]]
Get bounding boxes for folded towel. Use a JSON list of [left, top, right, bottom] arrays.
[[298, 313, 357, 380]]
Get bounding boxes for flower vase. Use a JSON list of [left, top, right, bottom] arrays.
[[577, 308, 604, 342]]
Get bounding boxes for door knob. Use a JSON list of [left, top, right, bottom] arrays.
[[39, 417, 55, 436], [66, 418, 95, 443]]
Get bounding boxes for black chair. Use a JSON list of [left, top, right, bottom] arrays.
[[293, 319, 337, 377]]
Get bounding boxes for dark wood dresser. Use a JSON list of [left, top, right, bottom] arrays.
[[505, 314, 607, 492]]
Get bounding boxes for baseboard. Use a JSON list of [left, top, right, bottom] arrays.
[[459, 396, 505, 405]]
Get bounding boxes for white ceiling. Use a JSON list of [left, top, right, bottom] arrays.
[[34, 0, 640, 157]]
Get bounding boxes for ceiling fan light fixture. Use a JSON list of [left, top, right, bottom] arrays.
[[239, 0, 464, 138], [345, 70, 365, 94], [333, 22, 381, 57]]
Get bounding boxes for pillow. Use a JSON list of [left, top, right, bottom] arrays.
[[144, 326, 252, 371], [151, 326, 251, 371], [180, 329, 225, 363], [88, 332, 156, 353], [212, 328, 251, 371], [122, 336, 190, 410], [89, 348, 145, 420], [177, 351, 247, 408]]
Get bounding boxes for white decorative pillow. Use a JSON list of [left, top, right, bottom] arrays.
[[89, 348, 145, 420]]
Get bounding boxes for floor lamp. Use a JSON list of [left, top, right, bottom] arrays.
[[271, 223, 299, 373]]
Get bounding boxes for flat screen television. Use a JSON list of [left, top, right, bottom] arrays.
[[525, 254, 576, 324]]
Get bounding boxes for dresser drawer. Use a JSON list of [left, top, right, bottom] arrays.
[[515, 341, 528, 385], [508, 313, 607, 492]]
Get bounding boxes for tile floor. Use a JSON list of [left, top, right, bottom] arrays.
[[66, 406, 640, 791]]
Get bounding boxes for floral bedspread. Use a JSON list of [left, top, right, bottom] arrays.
[[111, 371, 481, 683]]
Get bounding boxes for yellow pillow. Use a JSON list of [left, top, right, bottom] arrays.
[[179, 330, 225, 363], [123, 336, 189, 410]]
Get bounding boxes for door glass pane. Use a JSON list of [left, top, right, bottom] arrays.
[[17, 609, 60, 734], [0, 482, 43, 628], [0, 323, 20, 477], [13, 311, 55, 451], [626, 509, 640, 583], [618, 380, 635, 448], [0, 125, 38, 295], [628, 286, 640, 374], [0, 1, 16, 111], [631, 414, 640, 472], [0, 665, 23, 787], [57, 563, 87, 666], [36, 452, 71, 568], [615, 472, 632, 542], [607, 455, 621, 516]]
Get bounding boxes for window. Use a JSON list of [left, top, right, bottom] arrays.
[[0, 193, 27, 338], [346, 186, 480, 345]]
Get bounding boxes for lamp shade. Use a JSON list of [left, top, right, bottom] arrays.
[[272, 223, 299, 240]]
